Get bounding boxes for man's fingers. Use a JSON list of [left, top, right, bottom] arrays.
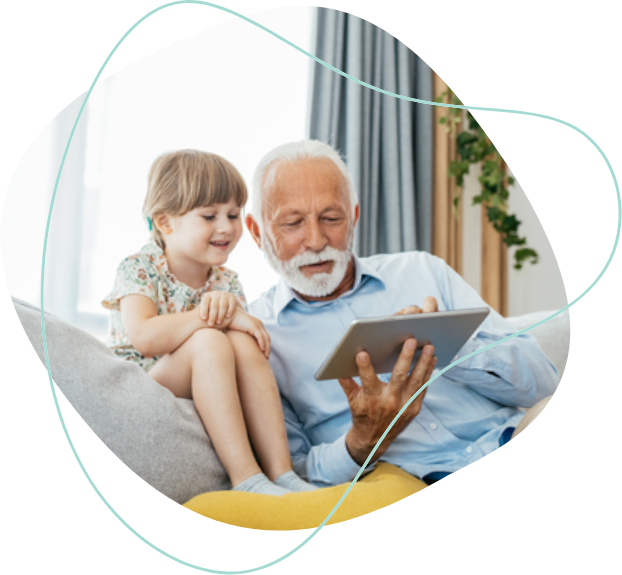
[[355, 351, 383, 395], [337, 377, 360, 402], [407, 344, 436, 391], [426, 356, 438, 382], [394, 305, 422, 316], [389, 338, 417, 391], [394, 299, 437, 316]]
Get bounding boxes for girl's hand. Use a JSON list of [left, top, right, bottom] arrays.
[[228, 310, 271, 358], [198, 292, 238, 329]]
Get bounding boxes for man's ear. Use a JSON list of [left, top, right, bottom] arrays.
[[353, 203, 360, 227], [245, 214, 262, 249]]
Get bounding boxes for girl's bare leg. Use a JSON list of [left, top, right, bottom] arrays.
[[148, 328, 261, 486], [226, 330, 293, 481]]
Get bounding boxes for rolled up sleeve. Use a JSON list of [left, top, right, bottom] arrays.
[[282, 397, 368, 486], [446, 327, 559, 407], [431, 255, 559, 408]]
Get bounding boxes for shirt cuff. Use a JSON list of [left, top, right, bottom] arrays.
[[319, 432, 376, 485]]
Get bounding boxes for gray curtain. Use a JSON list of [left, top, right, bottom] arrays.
[[309, 8, 433, 256]]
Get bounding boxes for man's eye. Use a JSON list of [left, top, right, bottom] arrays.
[[284, 220, 302, 227], [323, 217, 342, 224]]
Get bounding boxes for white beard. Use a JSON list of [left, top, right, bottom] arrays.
[[262, 232, 353, 298]]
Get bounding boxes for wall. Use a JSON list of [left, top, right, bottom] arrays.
[[460, 166, 568, 317]]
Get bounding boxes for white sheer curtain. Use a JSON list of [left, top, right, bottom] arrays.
[[0, 6, 315, 337]]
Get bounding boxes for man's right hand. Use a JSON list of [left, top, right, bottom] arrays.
[[338, 338, 437, 467]]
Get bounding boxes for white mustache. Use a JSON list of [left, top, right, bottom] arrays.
[[261, 227, 354, 298], [286, 247, 341, 269]]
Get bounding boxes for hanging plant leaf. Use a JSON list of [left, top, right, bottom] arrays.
[[437, 88, 539, 270]]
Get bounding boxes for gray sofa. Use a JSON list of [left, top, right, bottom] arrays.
[[13, 297, 570, 504]]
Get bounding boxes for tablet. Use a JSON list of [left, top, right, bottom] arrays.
[[314, 307, 490, 381]]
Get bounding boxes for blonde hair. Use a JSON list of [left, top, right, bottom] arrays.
[[143, 149, 247, 249]]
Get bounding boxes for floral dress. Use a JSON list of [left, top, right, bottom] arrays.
[[101, 241, 247, 371]]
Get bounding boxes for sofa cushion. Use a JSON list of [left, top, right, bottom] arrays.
[[13, 298, 230, 503], [14, 296, 570, 512], [184, 462, 427, 530]]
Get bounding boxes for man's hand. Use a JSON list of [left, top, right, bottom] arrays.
[[228, 310, 271, 359], [198, 291, 238, 328], [337, 295, 439, 466], [338, 338, 437, 467], [394, 295, 439, 316]]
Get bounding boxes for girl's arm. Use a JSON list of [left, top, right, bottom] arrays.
[[120, 294, 207, 357]]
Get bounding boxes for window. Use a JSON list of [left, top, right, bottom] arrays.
[[0, 6, 314, 338]]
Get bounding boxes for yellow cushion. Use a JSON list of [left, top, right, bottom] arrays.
[[183, 463, 426, 530]]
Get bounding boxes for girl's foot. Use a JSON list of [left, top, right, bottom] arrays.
[[274, 470, 319, 492], [232, 473, 291, 496]]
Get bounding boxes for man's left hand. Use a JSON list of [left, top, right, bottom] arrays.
[[394, 295, 439, 316]]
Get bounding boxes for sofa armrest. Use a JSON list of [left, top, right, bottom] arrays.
[[506, 309, 570, 379]]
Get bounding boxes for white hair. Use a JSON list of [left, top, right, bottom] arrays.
[[251, 140, 358, 226]]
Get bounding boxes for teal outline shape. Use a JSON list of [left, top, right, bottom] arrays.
[[38, 2, 620, 573]]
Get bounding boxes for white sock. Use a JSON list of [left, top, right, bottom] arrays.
[[273, 470, 319, 492], [232, 473, 291, 496]]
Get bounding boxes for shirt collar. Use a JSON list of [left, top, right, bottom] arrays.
[[272, 253, 385, 318]]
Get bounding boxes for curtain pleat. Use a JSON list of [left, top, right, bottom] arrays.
[[309, 9, 433, 257]]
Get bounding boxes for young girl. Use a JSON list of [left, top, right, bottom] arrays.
[[102, 150, 316, 496]]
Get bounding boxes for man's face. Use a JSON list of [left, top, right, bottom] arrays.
[[258, 157, 358, 298]]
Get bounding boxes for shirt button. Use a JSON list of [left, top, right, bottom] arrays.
[[466, 446, 473, 454], [429, 423, 437, 430]]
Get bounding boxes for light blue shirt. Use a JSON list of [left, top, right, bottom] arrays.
[[250, 251, 558, 486]]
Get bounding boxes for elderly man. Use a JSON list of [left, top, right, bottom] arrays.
[[246, 140, 558, 487]]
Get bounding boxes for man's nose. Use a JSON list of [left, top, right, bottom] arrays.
[[305, 220, 327, 251]]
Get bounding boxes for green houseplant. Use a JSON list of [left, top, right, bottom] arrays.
[[436, 89, 538, 270]]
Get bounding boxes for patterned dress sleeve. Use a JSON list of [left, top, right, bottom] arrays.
[[101, 253, 159, 311]]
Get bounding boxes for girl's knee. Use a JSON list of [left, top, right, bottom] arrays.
[[187, 328, 232, 354], [226, 331, 267, 364], [226, 330, 254, 346], [227, 331, 261, 354]]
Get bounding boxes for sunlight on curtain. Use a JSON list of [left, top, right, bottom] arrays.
[[2, 6, 313, 335]]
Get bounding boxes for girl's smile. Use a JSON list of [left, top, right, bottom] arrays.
[[156, 199, 243, 288], [210, 240, 232, 251]]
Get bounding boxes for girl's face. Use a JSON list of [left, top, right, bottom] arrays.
[[163, 199, 243, 268]]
